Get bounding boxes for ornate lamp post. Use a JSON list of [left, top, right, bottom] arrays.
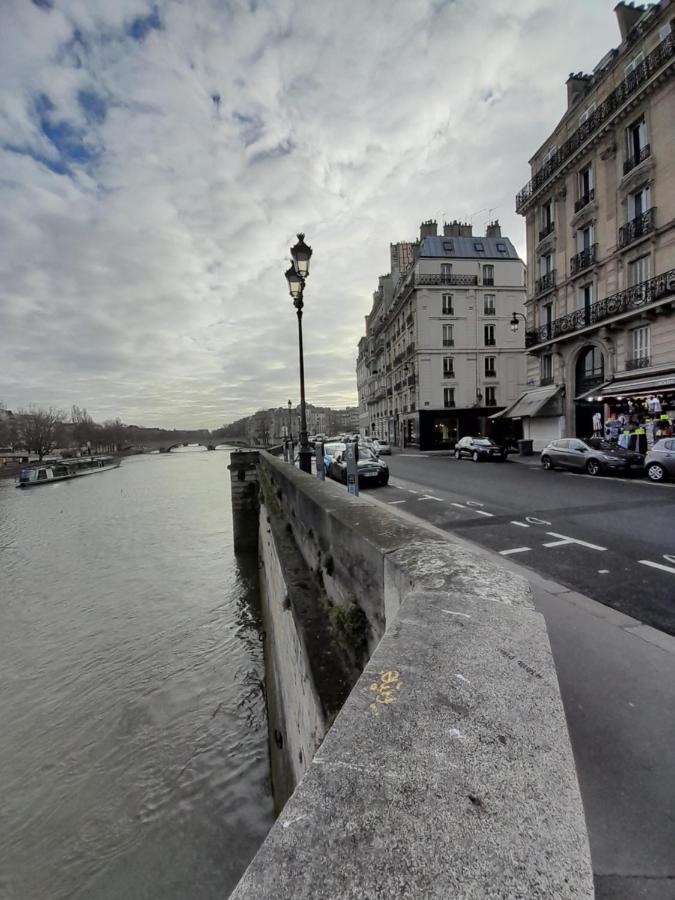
[[510, 311, 527, 333], [287, 399, 293, 441], [284, 233, 313, 473]]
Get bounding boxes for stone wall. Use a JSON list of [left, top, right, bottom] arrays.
[[230, 452, 594, 898]]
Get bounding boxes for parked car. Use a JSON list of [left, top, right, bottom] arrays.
[[644, 438, 675, 482], [454, 436, 507, 462], [327, 446, 389, 487], [323, 441, 346, 470], [586, 437, 644, 474], [373, 439, 391, 455], [540, 438, 642, 476]]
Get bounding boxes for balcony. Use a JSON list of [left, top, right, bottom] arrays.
[[623, 143, 651, 175], [525, 267, 675, 348], [574, 189, 595, 213], [483, 277, 494, 286], [419, 273, 478, 287], [485, 370, 497, 379], [407, 374, 416, 386], [619, 207, 655, 248], [444, 399, 456, 409], [535, 270, 556, 296], [540, 375, 554, 386], [443, 370, 455, 379], [442, 339, 454, 347], [515, 33, 675, 213], [626, 355, 652, 370], [538, 222, 555, 242], [570, 243, 597, 275]]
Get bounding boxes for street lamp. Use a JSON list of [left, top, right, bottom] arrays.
[[287, 399, 293, 441], [284, 233, 314, 473], [510, 311, 527, 333]]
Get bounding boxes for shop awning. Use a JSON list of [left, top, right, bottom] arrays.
[[490, 385, 563, 420], [576, 372, 675, 401]]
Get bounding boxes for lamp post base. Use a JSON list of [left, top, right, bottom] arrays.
[[298, 446, 312, 474]]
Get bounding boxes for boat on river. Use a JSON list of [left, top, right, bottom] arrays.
[[17, 455, 121, 487]]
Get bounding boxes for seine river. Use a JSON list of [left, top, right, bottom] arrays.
[[0, 450, 273, 899]]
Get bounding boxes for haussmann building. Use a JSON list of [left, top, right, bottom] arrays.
[[505, 0, 675, 449]]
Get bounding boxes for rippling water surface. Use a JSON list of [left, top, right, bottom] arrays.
[[0, 450, 273, 899]]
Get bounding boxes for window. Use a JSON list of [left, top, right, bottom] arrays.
[[442, 240, 453, 252], [577, 283, 593, 312], [485, 356, 496, 377], [629, 254, 651, 286], [577, 224, 593, 251], [659, 23, 672, 42], [484, 324, 496, 346], [443, 387, 455, 408], [578, 165, 593, 200], [631, 326, 650, 361], [442, 324, 454, 347], [541, 354, 553, 381], [540, 200, 553, 238], [627, 115, 648, 162], [579, 102, 596, 126], [442, 293, 454, 315], [496, 242, 507, 253], [441, 263, 452, 284], [630, 185, 650, 220], [542, 145, 557, 170], [474, 241, 485, 252], [443, 357, 455, 378], [484, 294, 496, 315], [483, 264, 494, 285], [539, 253, 553, 275], [485, 386, 496, 407], [624, 51, 644, 78]]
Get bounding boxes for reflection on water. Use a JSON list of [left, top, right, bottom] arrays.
[[0, 451, 273, 899]]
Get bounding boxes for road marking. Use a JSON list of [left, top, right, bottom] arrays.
[[465, 500, 484, 508], [526, 516, 552, 526], [598, 569, 610, 574], [419, 495, 444, 502], [543, 532, 607, 551], [388, 500, 407, 505], [665, 555, 675, 566], [638, 559, 675, 575], [451, 502, 467, 509], [390, 483, 405, 489], [399, 454, 429, 458], [441, 609, 471, 619], [511, 521, 530, 528], [408, 489, 419, 494], [499, 547, 532, 556], [474, 510, 494, 517]]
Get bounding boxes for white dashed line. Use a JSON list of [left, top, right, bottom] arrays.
[[499, 547, 532, 556], [408, 489, 419, 494], [638, 560, 675, 575], [598, 569, 610, 574], [451, 502, 467, 510], [474, 510, 494, 517], [511, 521, 530, 528], [388, 500, 406, 505], [543, 532, 607, 551], [419, 495, 443, 502]]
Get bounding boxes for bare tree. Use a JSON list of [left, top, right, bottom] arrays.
[[17, 406, 65, 460], [0, 406, 16, 448], [71, 405, 95, 449]]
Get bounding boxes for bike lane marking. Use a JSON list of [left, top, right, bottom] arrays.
[[542, 532, 607, 551]]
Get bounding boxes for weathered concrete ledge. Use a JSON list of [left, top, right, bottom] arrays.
[[230, 452, 594, 898]]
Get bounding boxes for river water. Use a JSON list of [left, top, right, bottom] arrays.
[[0, 450, 273, 899]]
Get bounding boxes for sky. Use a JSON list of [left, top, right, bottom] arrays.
[[0, 0, 624, 429]]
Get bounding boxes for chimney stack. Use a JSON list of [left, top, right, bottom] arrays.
[[614, 2, 647, 41], [419, 219, 438, 240], [443, 221, 460, 237], [486, 221, 502, 239], [566, 72, 591, 109], [459, 222, 473, 238]]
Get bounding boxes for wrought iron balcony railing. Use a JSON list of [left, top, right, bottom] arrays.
[[618, 207, 655, 248], [570, 243, 597, 275], [574, 189, 595, 213], [525, 268, 675, 348], [515, 34, 674, 213], [626, 355, 651, 370], [483, 277, 495, 286], [535, 270, 556, 296], [623, 143, 651, 175], [538, 222, 555, 242], [540, 375, 554, 386], [443, 370, 455, 379]]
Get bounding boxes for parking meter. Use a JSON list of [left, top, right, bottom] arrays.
[[345, 438, 359, 496], [315, 441, 325, 480]]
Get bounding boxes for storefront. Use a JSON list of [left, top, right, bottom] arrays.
[[577, 372, 675, 449], [417, 408, 507, 451], [491, 385, 564, 451]]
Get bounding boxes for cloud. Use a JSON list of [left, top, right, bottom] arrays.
[[1, 0, 619, 427]]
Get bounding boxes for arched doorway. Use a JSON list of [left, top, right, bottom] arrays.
[[575, 346, 605, 437]]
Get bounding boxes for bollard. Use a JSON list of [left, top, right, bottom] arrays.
[[345, 438, 359, 496], [315, 441, 325, 480]]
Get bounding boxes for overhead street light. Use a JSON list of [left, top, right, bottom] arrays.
[[510, 311, 527, 333]]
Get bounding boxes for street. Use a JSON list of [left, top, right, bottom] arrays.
[[364, 452, 675, 900], [371, 452, 675, 636]]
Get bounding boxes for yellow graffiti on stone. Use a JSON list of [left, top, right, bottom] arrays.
[[368, 670, 403, 715]]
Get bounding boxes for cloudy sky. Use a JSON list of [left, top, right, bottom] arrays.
[[1, 0, 621, 428]]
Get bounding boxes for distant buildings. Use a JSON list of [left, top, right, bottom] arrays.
[[356, 220, 527, 450], [510, 0, 675, 447]]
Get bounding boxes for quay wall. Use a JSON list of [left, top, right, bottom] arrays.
[[229, 451, 594, 899]]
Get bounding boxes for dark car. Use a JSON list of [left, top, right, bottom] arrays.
[[454, 436, 507, 462], [328, 447, 389, 486], [644, 438, 675, 482], [540, 438, 643, 476]]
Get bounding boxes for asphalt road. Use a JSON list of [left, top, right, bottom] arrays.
[[367, 452, 675, 636], [359, 452, 675, 899]]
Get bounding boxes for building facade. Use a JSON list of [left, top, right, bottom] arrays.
[[512, 0, 675, 448], [356, 220, 527, 450]]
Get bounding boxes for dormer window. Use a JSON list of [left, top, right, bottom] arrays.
[[474, 241, 485, 252]]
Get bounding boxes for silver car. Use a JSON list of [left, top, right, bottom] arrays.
[[540, 438, 635, 476], [644, 438, 675, 482]]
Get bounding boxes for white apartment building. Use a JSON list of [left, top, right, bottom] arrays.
[[509, 0, 675, 448], [356, 220, 527, 450]]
